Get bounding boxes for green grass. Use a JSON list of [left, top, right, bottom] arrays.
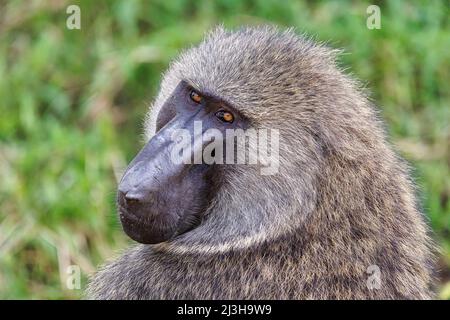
[[0, 0, 449, 299]]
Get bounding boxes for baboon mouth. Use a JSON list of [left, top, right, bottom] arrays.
[[118, 206, 178, 244]]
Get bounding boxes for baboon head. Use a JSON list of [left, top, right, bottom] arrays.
[[117, 26, 380, 250]]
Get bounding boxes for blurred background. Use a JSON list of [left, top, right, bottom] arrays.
[[0, 0, 448, 299]]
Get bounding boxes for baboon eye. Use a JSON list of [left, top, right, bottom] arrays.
[[215, 110, 234, 123], [189, 90, 202, 104]]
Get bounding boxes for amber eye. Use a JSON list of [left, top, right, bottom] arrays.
[[189, 90, 202, 104], [215, 110, 234, 123]]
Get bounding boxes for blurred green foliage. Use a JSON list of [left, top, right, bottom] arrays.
[[0, 0, 449, 299]]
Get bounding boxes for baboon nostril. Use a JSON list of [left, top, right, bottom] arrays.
[[126, 197, 140, 205], [119, 190, 144, 207], [124, 193, 141, 205]]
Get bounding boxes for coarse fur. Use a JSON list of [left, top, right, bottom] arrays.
[[87, 26, 435, 299]]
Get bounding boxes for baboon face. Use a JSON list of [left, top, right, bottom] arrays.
[[117, 81, 249, 244], [118, 27, 336, 246]]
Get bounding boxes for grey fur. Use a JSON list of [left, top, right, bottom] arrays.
[[87, 26, 435, 299]]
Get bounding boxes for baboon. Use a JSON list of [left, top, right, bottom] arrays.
[[87, 26, 435, 299]]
